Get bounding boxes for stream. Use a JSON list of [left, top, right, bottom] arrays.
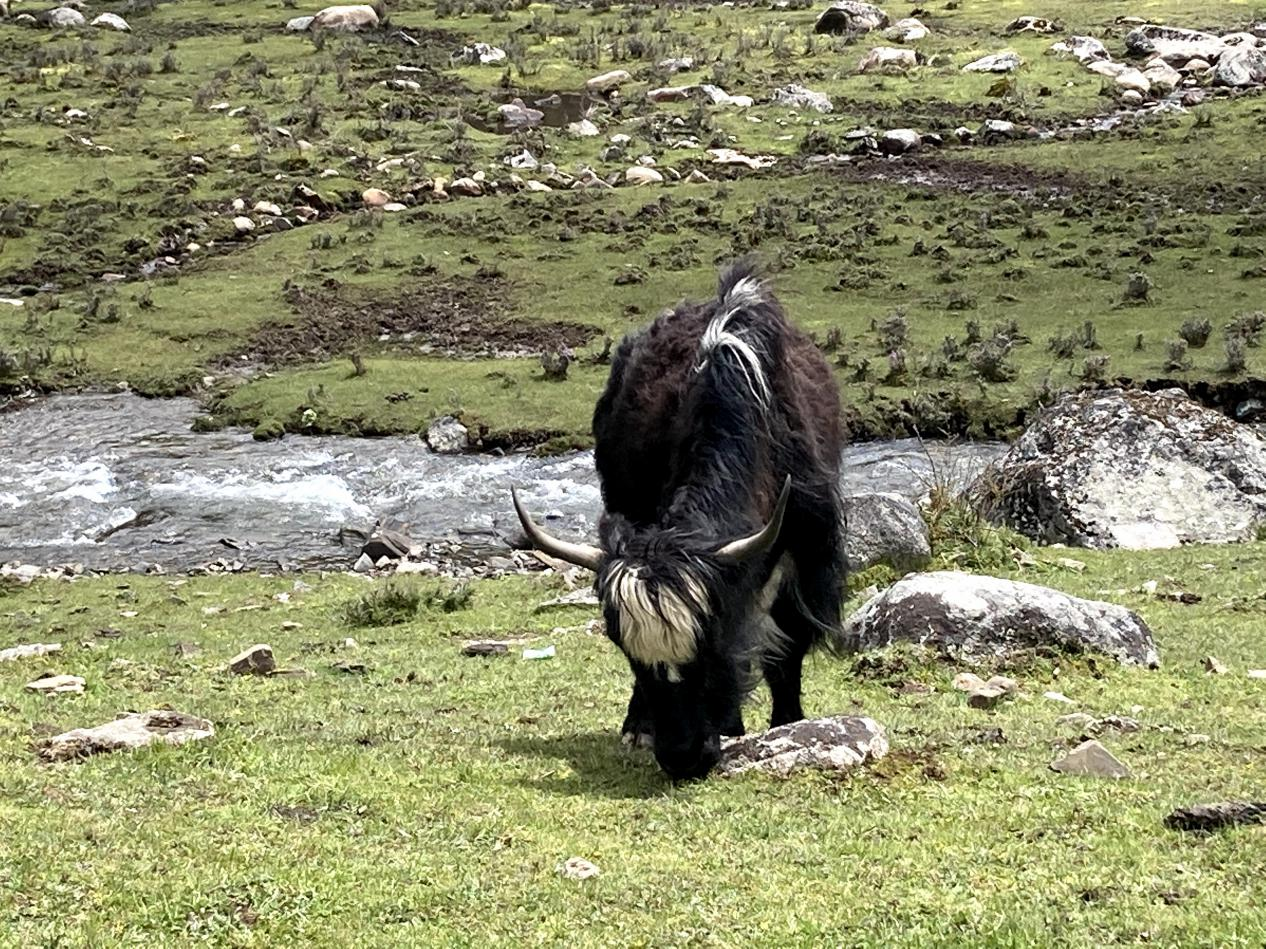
[[0, 394, 1007, 572]]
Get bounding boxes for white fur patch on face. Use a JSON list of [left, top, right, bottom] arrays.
[[605, 562, 708, 666]]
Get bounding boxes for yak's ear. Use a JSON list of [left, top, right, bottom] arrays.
[[713, 476, 791, 564]]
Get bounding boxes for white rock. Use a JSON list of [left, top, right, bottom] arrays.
[[90, 12, 130, 31], [381, 202, 407, 212], [567, 119, 600, 137], [844, 571, 1160, 667], [1215, 46, 1266, 87], [232, 216, 255, 234], [449, 176, 482, 197], [882, 17, 927, 42], [559, 857, 600, 880], [1050, 739, 1131, 779], [646, 85, 693, 102], [879, 128, 921, 155], [719, 715, 889, 777], [38, 710, 214, 762], [524, 180, 552, 193], [455, 42, 506, 65], [707, 148, 776, 169], [252, 201, 282, 216], [231, 197, 246, 212], [26, 674, 86, 695], [586, 69, 631, 94], [0, 643, 62, 662], [1044, 691, 1076, 704], [699, 84, 752, 108], [858, 46, 918, 74], [310, 4, 379, 32], [1114, 67, 1152, 94], [46, 7, 85, 28], [425, 415, 468, 453], [1125, 25, 1227, 66], [362, 187, 391, 207], [964, 50, 1023, 73], [625, 166, 663, 185], [814, 2, 889, 35], [1143, 59, 1182, 93], [1050, 35, 1108, 63], [285, 15, 314, 31], [771, 84, 833, 113]]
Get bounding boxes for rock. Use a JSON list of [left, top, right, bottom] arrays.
[[425, 415, 467, 453], [559, 857, 600, 880], [1050, 739, 1130, 778], [952, 672, 986, 692], [771, 84, 833, 113], [1165, 801, 1266, 832], [1114, 68, 1151, 95], [462, 640, 509, 656], [882, 17, 927, 42], [90, 12, 130, 31], [971, 389, 1266, 549], [1204, 655, 1228, 674], [718, 715, 888, 777], [455, 42, 506, 65], [699, 84, 752, 108], [981, 118, 1021, 141], [814, 2, 889, 35], [1125, 25, 1227, 66], [524, 180, 552, 193], [647, 85, 693, 103], [857, 46, 918, 74], [1050, 35, 1109, 63], [1222, 32, 1261, 47], [1056, 712, 1098, 729], [449, 177, 482, 197], [625, 166, 664, 186], [361, 528, 412, 562], [1143, 59, 1182, 93], [37, 710, 214, 762], [843, 492, 930, 571], [0, 642, 62, 662], [253, 200, 282, 216], [381, 202, 406, 213], [522, 645, 556, 660], [25, 674, 85, 695], [685, 169, 711, 184], [499, 98, 544, 129], [843, 571, 1160, 667], [45, 7, 85, 28], [986, 675, 1018, 694], [228, 644, 276, 676], [964, 51, 1023, 73], [310, 4, 379, 32], [707, 148, 776, 169], [361, 187, 391, 207], [1248, 669, 1266, 680], [879, 128, 921, 155], [1181, 58, 1212, 75], [658, 56, 695, 73], [967, 687, 1005, 709], [567, 119, 600, 137], [232, 216, 255, 235], [1006, 16, 1060, 34], [353, 553, 375, 573], [1215, 46, 1266, 87], [1044, 690, 1075, 704], [586, 69, 630, 94], [285, 15, 314, 31]]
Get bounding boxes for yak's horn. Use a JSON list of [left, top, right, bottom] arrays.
[[713, 475, 792, 564], [511, 487, 603, 571]]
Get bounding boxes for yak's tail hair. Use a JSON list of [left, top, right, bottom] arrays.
[[693, 259, 783, 409]]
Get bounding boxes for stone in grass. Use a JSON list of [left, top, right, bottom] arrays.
[[952, 672, 986, 692], [967, 686, 1006, 710], [25, 674, 85, 695], [559, 857, 600, 880], [0, 643, 62, 663], [38, 710, 214, 762], [1203, 655, 1228, 674], [462, 640, 509, 656], [1164, 801, 1266, 833], [1050, 739, 1131, 779], [229, 644, 276, 676], [718, 715, 888, 777]]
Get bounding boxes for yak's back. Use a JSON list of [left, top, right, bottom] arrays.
[[592, 263, 841, 527]]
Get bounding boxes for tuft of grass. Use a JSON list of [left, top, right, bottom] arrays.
[[341, 578, 473, 627]]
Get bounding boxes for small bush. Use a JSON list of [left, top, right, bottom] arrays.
[[1047, 331, 1077, 360], [341, 581, 423, 627], [877, 310, 909, 351], [1079, 354, 1111, 383], [1225, 311, 1266, 348], [1179, 317, 1212, 348], [1163, 339, 1192, 372], [968, 338, 1016, 383], [1224, 336, 1248, 374]]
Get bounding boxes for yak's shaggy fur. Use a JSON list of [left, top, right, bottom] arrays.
[[591, 259, 846, 779]]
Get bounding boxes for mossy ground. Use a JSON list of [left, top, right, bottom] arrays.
[[3, 0, 1265, 443], [3, 541, 1266, 945]]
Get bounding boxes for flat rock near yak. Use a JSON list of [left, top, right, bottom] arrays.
[[38, 710, 214, 762], [718, 715, 888, 777], [843, 571, 1159, 667], [970, 388, 1266, 549]]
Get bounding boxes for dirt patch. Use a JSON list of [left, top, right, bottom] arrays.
[[226, 274, 602, 367]]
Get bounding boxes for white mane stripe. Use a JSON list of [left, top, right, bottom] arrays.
[[694, 275, 771, 407]]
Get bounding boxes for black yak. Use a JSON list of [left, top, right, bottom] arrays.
[[513, 261, 845, 780]]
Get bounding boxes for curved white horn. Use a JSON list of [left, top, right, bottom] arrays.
[[510, 487, 603, 571], [714, 475, 792, 564]]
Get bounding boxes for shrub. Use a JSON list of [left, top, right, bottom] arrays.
[[1178, 317, 1212, 348]]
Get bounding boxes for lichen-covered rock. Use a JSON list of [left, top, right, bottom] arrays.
[[718, 715, 888, 777], [843, 571, 1160, 667], [771, 84, 833, 113], [844, 492, 931, 571], [814, 2, 888, 36], [1214, 46, 1266, 87], [971, 388, 1266, 549], [1124, 25, 1226, 65], [963, 50, 1023, 73], [26, 674, 85, 695], [91, 12, 130, 31], [38, 710, 214, 762], [1050, 35, 1108, 63], [1006, 16, 1061, 34], [857, 46, 919, 74], [425, 415, 468, 453]]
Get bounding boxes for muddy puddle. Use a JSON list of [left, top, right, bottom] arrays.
[[0, 394, 1007, 572]]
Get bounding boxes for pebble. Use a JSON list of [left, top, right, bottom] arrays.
[[1203, 655, 1228, 674], [1050, 739, 1131, 779], [228, 643, 276, 676]]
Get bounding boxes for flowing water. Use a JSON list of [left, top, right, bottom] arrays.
[[0, 394, 1008, 572]]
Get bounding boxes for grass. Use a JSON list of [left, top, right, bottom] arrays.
[[2, 542, 1266, 944], [4, 0, 1266, 446]]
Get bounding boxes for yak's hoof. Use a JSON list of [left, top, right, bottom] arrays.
[[621, 730, 654, 750]]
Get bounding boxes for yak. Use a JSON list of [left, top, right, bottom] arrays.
[[512, 260, 845, 780]]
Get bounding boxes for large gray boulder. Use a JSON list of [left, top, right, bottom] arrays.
[[814, 1, 888, 35], [844, 492, 931, 571], [1215, 46, 1266, 87], [971, 388, 1266, 549], [844, 571, 1159, 667]]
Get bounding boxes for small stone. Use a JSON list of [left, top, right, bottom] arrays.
[[963, 51, 1023, 73], [37, 710, 214, 762], [567, 119, 600, 137], [382, 202, 407, 212], [586, 69, 630, 94], [232, 216, 255, 234], [229, 644, 276, 676], [985, 675, 1018, 694], [522, 645, 556, 660], [625, 166, 664, 186], [286, 15, 314, 31], [0, 643, 63, 662], [91, 12, 130, 31], [1184, 733, 1211, 746], [967, 687, 1005, 709], [25, 674, 86, 695], [719, 715, 889, 777], [559, 857, 600, 880], [353, 553, 375, 573], [1050, 739, 1131, 779], [462, 640, 509, 657], [882, 17, 927, 42], [1056, 712, 1098, 729], [362, 188, 392, 207], [1044, 690, 1075, 704], [231, 198, 246, 212], [879, 128, 921, 155], [252, 201, 281, 216], [685, 169, 710, 184], [1248, 669, 1266, 680], [425, 415, 468, 453], [952, 672, 986, 692], [1165, 801, 1266, 833], [1203, 656, 1228, 674], [857, 46, 918, 74]]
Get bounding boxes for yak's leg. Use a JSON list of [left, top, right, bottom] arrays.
[[620, 679, 654, 748], [762, 600, 809, 728]]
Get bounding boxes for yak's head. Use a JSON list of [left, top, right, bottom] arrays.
[[511, 478, 789, 780]]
